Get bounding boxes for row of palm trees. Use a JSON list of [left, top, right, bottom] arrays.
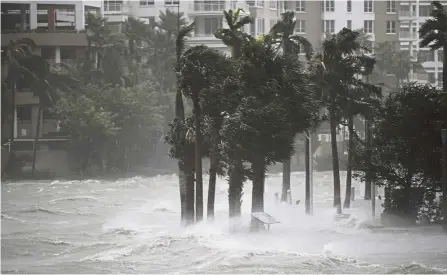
[[170, 10, 377, 228], [171, 1, 447, 227]]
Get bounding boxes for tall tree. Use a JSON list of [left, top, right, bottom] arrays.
[[215, 9, 253, 219], [270, 11, 313, 202], [312, 28, 369, 214], [374, 41, 424, 89], [171, 21, 196, 225], [2, 39, 37, 147], [178, 46, 228, 222]]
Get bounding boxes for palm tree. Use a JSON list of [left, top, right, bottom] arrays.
[[374, 41, 424, 89], [215, 8, 253, 58], [270, 11, 313, 202], [215, 8, 252, 219], [2, 39, 37, 147], [312, 28, 368, 214], [178, 45, 226, 222], [122, 17, 149, 84], [174, 21, 196, 225], [419, 1, 447, 94]]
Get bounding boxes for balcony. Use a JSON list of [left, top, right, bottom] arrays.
[[189, 2, 226, 15], [399, 31, 418, 40], [1, 31, 88, 47], [399, 10, 417, 19]]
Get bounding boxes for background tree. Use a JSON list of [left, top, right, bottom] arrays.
[[311, 28, 372, 214], [353, 84, 447, 224], [419, 1, 447, 94]]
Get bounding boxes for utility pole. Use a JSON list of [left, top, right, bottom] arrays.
[[305, 131, 313, 215]]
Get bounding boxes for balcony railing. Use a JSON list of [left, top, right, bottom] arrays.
[[196, 2, 225, 12], [399, 31, 418, 40], [193, 2, 226, 12], [399, 10, 417, 18]]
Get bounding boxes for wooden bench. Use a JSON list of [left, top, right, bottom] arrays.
[[251, 212, 280, 231]]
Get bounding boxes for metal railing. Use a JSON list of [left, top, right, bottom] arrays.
[[399, 10, 417, 17], [399, 31, 418, 40], [192, 2, 226, 12]]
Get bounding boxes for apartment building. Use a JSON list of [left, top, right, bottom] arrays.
[[1, 1, 101, 141], [102, 0, 288, 53]]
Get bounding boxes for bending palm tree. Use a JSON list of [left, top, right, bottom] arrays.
[[215, 8, 252, 219], [175, 21, 196, 225], [270, 11, 313, 203]]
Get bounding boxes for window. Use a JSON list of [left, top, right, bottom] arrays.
[[325, 0, 335, 12], [386, 0, 396, 12], [165, 0, 179, 5], [363, 20, 373, 33], [250, 22, 256, 36], [204, 18, 220, 35], [295, 20, 306, 33], [347, 20, 352, 29], [428, 72, 436, 84], [269, 1, 277, 9], [386, 20, 396, 33], [17, 106, 32, 121], [364, 0, 373, 12], [257, 18, 265, 34], [419, 50, 435, 62], [140, 0, 154, 6], [323, 20, 335, 33], [296, 0, 305, 12], [347, 0, 352, 12], [439, 50, 444, 62], [255, 0, 264, 8], [104, 0, 123, 12], [419, 5, 432, 17]]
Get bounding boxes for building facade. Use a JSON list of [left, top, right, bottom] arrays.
[[2, 0, 101, 141]]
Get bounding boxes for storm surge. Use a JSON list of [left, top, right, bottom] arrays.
[[2, 172, 446, 274]]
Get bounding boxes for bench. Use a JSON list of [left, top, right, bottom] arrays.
[[251, 212, 280, 231]]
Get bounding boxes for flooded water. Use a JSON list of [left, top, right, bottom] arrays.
[[2, 171, 447, 273]]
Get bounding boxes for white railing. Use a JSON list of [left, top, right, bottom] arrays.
[[192, 2, 226, 12], [399, 10, 417, 17], [399, 31, 418, 40]]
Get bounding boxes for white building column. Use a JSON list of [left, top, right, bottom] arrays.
[[55, 47, 61, 64], [29, 2, 38, 30], [75, 3, 85, 31]]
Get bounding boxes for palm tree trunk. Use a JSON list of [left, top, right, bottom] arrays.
[[185, 145, 195, 225], [305, 134, 311, 214], [250, 157, 265, 231], [10, 82, 16, 146], [281, 158, 291, 202], [175, 87, 188, 225], [31, 106, 42, 177], [343, 116, 354, 209], [329, 106, 342, 214], [207, 141, 218, 220], [228, 158, 243, 218], [364, 119, 372, 200], [192, 92, 203, 222]]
